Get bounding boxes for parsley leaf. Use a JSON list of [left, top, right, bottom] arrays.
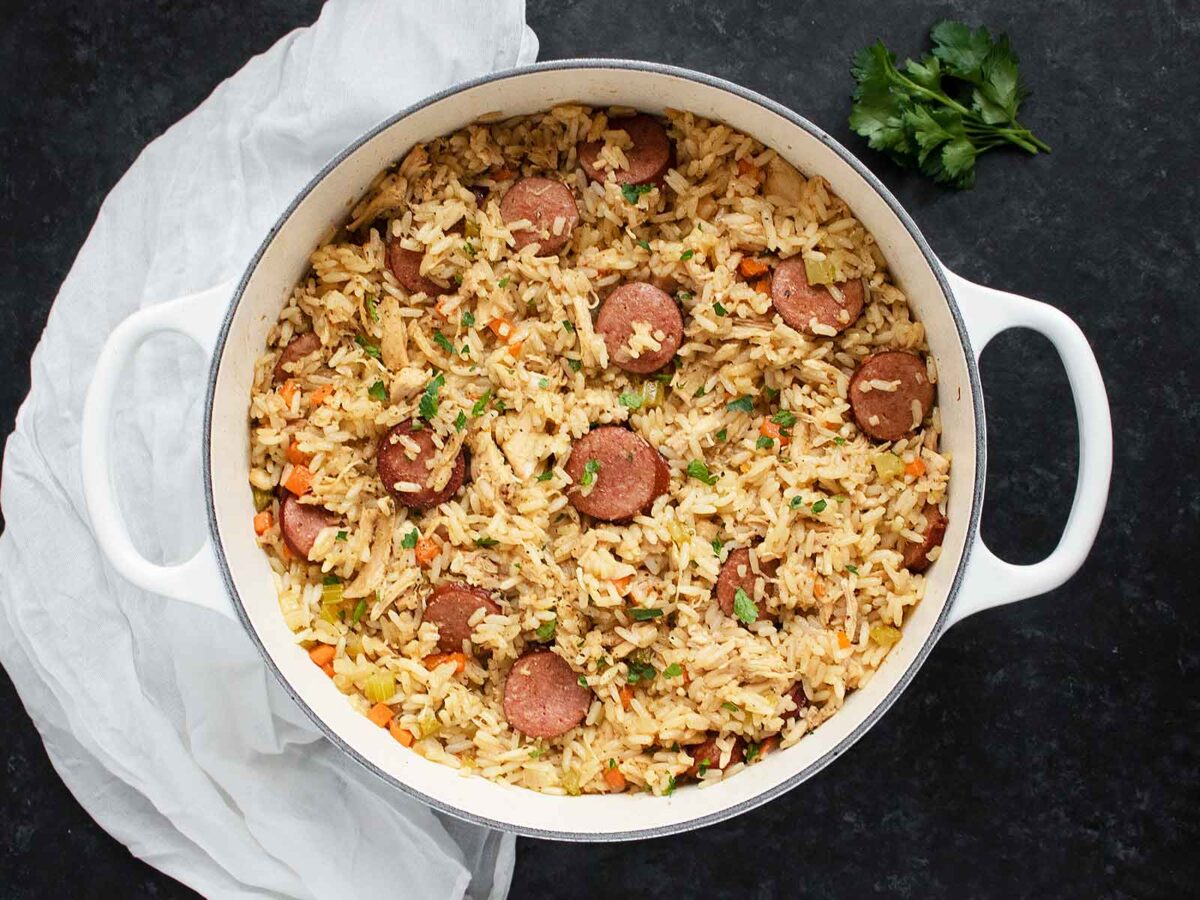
[[713, 302, 727, 317], [536, 469, 554, 482], [534, 617, 556, 641], [497, 276, 510, 288], [418, 372, 445, 420], [566, 358, 582, 372], [626, 659, 658, 684], [562, 319, 576, 334], [685, 460, 719, 485], [474, 536, 499, 548], [811, 499, 828, 513], [834, 436, 847, 446], [676, 291, 693, 302], [620, 183, 654, 204], [365, 296, 380, 322], [400, 529, 419, 549], [454, 410, 467, 431], [732, 587, 758, 624], [715, 428, 727, 442], [461, 310, 476, 328], [790, 496, 805, 509], [662, 663, 683, 679], [433, 330, 454, 353], [630, 608, 664, 621], [471, 389, 492, 417], [771, 409, 797, 427], [848, 22, 1049, 189], [619, 391, 644, 410], [721, 701, 741, 713], [355, 334, 381, 359], [637, 239, 650, 251], [847, 564, 859, 574], [712, 537, 725, 556], [756, 435, 775, 450], [368, 380, 388, 402], [336, 530, 348, 541], [680, 249, 694, 261], [726, 395, 754, 413], [581, 459, 600, 487]]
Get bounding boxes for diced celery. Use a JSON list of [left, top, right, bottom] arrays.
[[417, 708, 440, 738], [252, 487, 274, 512], [804, 257, 838, 286], [321, 581, 344, 606], [872, 452, 904, 480], [560, 768, 582, 796], [363, 672, 395, 703], [641, 380, 665, 410], [870, 624, 902, 647]]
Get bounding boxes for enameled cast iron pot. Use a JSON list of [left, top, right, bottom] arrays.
[[81, 61, 1112, 840]]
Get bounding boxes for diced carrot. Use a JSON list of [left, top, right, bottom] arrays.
[[619, 686, 634, 711], [506, 340, 524, 358], [310, 385, 333, 406], [423, 652, 467, 675], [321, 662, 336, 678], [836, 630, 851, 649], [612, 575, 634, 596], [309, 644, 336, 667], [487, 317, 514, 340], [738, 257, 770, 278], [389, 720, 415, 746], [759, 420, 791, 447], [253, 511, 273, 536], [753, 277, 772, 294], [279, 379, 299, 406], [604, 766, 627, 792], [286, 441, 311, 466], [905, 458, 927, 478], [283, 465, 314, 496], [414, 535, 440, 566], [368, 702, 394, 727], [736, 157, 759, 178], [813, 580, 826, 599]]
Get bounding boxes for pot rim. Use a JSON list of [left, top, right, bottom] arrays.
[[203, 58, 985, 840]]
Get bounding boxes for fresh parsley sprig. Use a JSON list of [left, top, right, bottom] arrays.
[[849, 20, 1049, 189]]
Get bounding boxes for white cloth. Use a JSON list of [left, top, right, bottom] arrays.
[[0, 2, 537, 897]]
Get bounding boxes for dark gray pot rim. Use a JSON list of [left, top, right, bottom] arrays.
[[203, 58, 984, 842]]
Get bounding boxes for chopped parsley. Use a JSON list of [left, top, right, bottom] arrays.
[[625, 659, 658, 684], [461, 310, 476, 328], [578, 674, 589, 687], [493, 398, 507, 413], [664, 775, 677, 796], [764, 385, 781, 402], [676, 291, 693, 302], [680, 249, 694, 261], [433, 330, 454, 353], [365, 296, 380, 322], [350, 599, 368, 625], [685, 460, 719, 485], [355, 334, 381, 359], [726, 395, 754, 413], [630, 608, 664, 621], [463, 241, 476, 258], [833, 436, 847, 446], [562, 319, 576, 334], [811, 499, 828, 513], [474, 536, 499, 548], [454, 410, 467, 431], [619, 391, 644, 410], [697, 760, 711, 777], [368, 380, 388, 402], [471, 389, 492, 417], [535, 617, 556, 641], [536, 469, 554, 482], [336, 530, 348, 541], [693, 385, 706, 398], [662, 663, 683, 679], [789, 496, 805, 509], [744, 742, 761, 763], [620, 183, 654, 204], [713, 302, 728, 317], [418, 372, 445, 420], [538, 377, 550, 389], [771, 409, 797, 427], [497, 276, 510, 288], [715, 428, 727, 442], [452, 273, 463, 286], [732, 587, 758, 624], [721, 701, 741, 713], [756, 435, 775, 450], [654, 371, 674, 385], [847, 564, 859, 575], [712, 537, 725, 556], [581, 459, 600, 487], [567, 358, 582, 372], [637, 239, 650, 251], [400, 529, 419, 549]]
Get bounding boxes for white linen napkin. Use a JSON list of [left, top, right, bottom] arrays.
[[0, 2, 538, 897]]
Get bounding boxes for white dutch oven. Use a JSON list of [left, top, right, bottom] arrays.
[[80, 61, 1112, 840]]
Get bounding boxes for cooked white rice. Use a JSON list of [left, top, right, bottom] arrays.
[[247, 105, 949, 796]]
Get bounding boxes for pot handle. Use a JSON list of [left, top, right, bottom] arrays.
[[945, 268, 1112, 626], [80, 282, 235, 618]]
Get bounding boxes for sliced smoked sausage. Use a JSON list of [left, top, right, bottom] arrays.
[[503, 650, 592, 739], [849, 350, 935, 442], [273, 332, 322, 383], [376, 419, 467, 510], [685, 734, 745, 778], [386, 238, 445, 296], [565, 426, 667, 522], [499, 177, 579, 255], [770, 257, 865, 336], [424, 582, 501, 653], [782, 682, 810, 721], [278, 492, 336, 559], [595, 282, 684, 374], [902, 504, 947, 572], [579, 114, 672, 186], [715, 547, 778, 619]]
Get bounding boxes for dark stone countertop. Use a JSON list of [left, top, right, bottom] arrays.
[[1, 1, 1196, 897]]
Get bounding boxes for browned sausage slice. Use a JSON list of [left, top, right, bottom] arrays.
[[651, 450, 671, 499], [595, 282, 684, 374], [579, 114, 672, 186], [424, 582, 502, 652], [770, 258, 865, 336], [273, 332, 322, 383], [715, 547, 779, 618], [499, 177, 579, 255], [902, 505, 947, 572], [782, 682, 810, 721], [502, 650, 592, 739], [565, 426, 667, 522], [278, 492, 336, 559], [685, 734, 745, 778], [376, 419, 467, 510], [386, 238, 445, 296], [849, 351, 935, 442]]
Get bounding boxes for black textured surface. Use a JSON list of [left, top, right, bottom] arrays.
[[1, 1, 1197, 898]]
